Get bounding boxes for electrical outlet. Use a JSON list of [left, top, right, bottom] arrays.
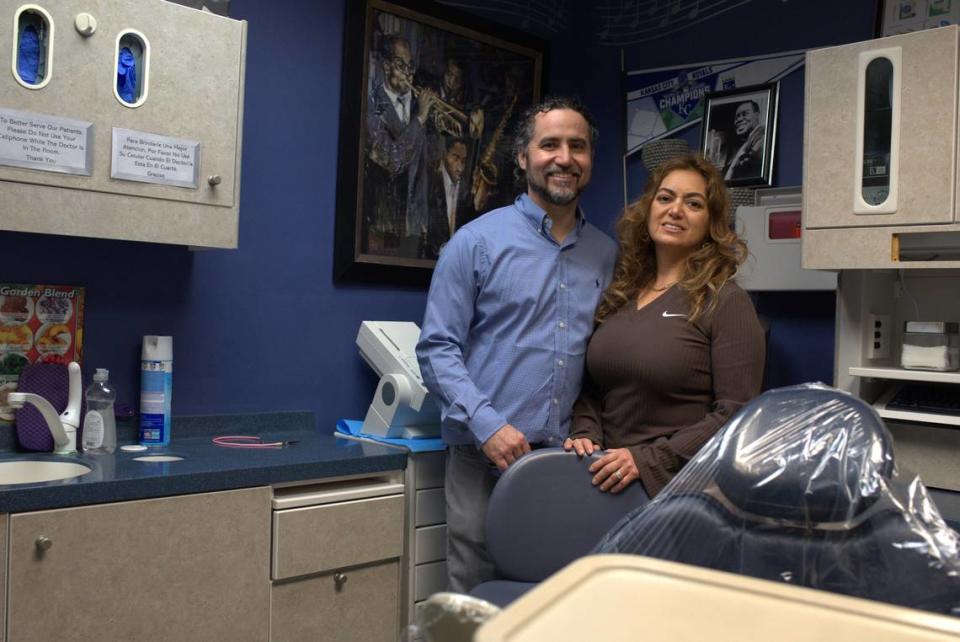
[[866, 313, 892, 360]]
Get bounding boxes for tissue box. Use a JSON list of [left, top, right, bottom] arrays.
[[0, 283, 85, 422], [901, 321, 959, 372]]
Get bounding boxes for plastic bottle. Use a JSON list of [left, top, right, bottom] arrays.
[[140, 335, 173, 447], [82, 368, 117, 454]]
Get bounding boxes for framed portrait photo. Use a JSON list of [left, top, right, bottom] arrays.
[[334, 0, 546, 285], [699, 82, 779, 188]]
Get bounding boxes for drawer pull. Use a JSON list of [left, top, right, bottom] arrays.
[[334, 572, 347, 591], [35, 536, 52, 552]]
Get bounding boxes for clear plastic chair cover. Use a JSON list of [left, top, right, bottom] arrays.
[[594, 383, 960, 615]]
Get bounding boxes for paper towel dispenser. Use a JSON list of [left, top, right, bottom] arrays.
[[356, 321, 440, 439]]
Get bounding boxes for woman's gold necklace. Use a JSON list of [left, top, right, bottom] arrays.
[[650, 280, 677, 292]]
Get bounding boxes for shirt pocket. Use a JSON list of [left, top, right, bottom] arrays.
[[565, 270, 606, 356]]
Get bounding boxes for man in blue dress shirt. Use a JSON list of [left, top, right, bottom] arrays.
[[417, 96, 617, 592]]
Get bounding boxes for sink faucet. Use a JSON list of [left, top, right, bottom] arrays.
[[6, 362, 82, 455]]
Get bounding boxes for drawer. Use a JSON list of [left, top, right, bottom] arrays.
[[271, 560, 399, 642], [415, 524, 447, 565], [414, 560, 448, 602], [272, 494, 403, 580], [415, 488, 446, 527], [413, 451, 445, 489]]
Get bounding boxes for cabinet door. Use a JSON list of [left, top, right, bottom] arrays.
[[271, 560, 400, 642], [0, 0, 246, 247], [804, 26, 958, 229], [7, 487, 271, 642]]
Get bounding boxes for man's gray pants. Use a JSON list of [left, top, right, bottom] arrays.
[[445, 445, 499, 593]]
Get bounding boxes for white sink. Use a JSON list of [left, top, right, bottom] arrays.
[[0, 461, 91, 485]]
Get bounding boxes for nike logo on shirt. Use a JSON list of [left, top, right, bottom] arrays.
[[662, 311, 687, 318]]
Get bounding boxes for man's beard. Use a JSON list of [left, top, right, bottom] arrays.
[[526, 171, 584, 206]]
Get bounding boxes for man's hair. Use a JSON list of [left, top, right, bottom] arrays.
[[738, 100, 760, 114], [444, 135, 467, 152], [379, 34, 409, 62], [512, 95, 599, 162]]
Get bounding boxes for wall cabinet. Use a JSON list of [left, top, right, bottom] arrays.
[[803, 26, 960, 269], [803, 27, 960, 500], [0, 0, 247, 248], [6, 487, 271, 642]]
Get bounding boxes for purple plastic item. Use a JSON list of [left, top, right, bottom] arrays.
[[15, 363, 69, 452]]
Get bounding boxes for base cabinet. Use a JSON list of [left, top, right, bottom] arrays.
[[6, 487, 271, 642]]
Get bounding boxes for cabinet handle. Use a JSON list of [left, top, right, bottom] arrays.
[[334, 572, 347, 591], [208, 175, 222, 186], [35, 536, 52, 552]]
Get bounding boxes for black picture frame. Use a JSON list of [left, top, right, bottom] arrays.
[[334, 0, 546, 286], [699, 82, 779, 188]]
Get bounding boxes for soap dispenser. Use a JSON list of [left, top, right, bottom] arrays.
[[7, 362, 82, 454]]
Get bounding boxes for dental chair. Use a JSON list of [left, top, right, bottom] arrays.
[[594, 383, 960, 615], [468, 447, 650, 607]]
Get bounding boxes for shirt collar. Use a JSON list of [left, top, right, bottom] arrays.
[[516, 193, 587, 239], [382, 83, 411, 108], [441, 164, 458, 190]]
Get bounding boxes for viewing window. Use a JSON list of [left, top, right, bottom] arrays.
[[861, 57, 894, 207], [114, 30, 149, 107], [12, 4, 54, 89]]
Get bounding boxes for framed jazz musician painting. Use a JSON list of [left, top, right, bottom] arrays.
[[334, 0, 546, 285]]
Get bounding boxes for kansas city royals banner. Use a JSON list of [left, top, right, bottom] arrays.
[[625, 50, 804, 156]]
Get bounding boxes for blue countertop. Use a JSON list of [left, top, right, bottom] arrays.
[[0, 413, 409, 513]]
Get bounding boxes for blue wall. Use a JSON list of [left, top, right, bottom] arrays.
[[0, 1, 880, 433]]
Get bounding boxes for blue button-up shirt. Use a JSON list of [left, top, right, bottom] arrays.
[[417, 194, 617, 447]]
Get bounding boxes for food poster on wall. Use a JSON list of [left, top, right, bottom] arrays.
[[0, 284, 85, 423]]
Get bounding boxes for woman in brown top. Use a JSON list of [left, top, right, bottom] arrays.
[[564, 152, 764, 497]]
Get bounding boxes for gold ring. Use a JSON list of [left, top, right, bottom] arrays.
[[614, 469, 623, 481]]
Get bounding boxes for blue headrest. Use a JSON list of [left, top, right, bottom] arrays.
[[714, 386, 894, 524]]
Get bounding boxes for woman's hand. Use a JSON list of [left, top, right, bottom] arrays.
[[589, 448, 639, 494], [563, 437, 600, 457]]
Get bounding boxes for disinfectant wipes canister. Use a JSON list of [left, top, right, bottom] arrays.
[[140, 335, 172, 446]]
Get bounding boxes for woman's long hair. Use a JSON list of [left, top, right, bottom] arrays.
[[596, 153, 747, 325]]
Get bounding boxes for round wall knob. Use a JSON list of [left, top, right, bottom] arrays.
[[35, 536, 52, 552], [333, 572, 347, 590], [208, 175, 222, 186], [74, 13, 97, 36]]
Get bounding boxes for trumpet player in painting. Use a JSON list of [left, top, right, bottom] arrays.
[[363, 34, 436, 259]]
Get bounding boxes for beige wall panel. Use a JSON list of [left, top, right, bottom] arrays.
[[0, 0, 245, 247], [271, 561, 400, 642], [272, 494, 404, 580], [7, 487, 271, 642], [804, 27, 957, 229]]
